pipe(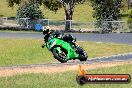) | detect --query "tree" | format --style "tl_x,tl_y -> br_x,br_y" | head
128,0 -> 132,9
7,0 -> 86,30
59,0 -> 85,30
128,10 -> 132,30
92,0 -> 122,21
16,0 -> 44,28
92,0 -> 122,30
17,0 -> 44,19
